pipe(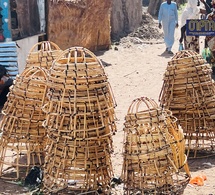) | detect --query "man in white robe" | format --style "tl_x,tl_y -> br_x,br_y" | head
180,0 -> 200,53
158,0 -> 179,54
